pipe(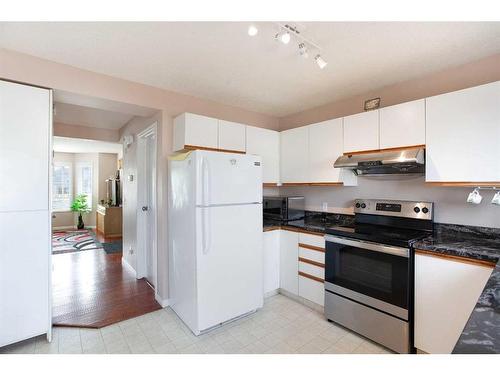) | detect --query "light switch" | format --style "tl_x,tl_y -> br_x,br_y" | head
128,174 -> 134,182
